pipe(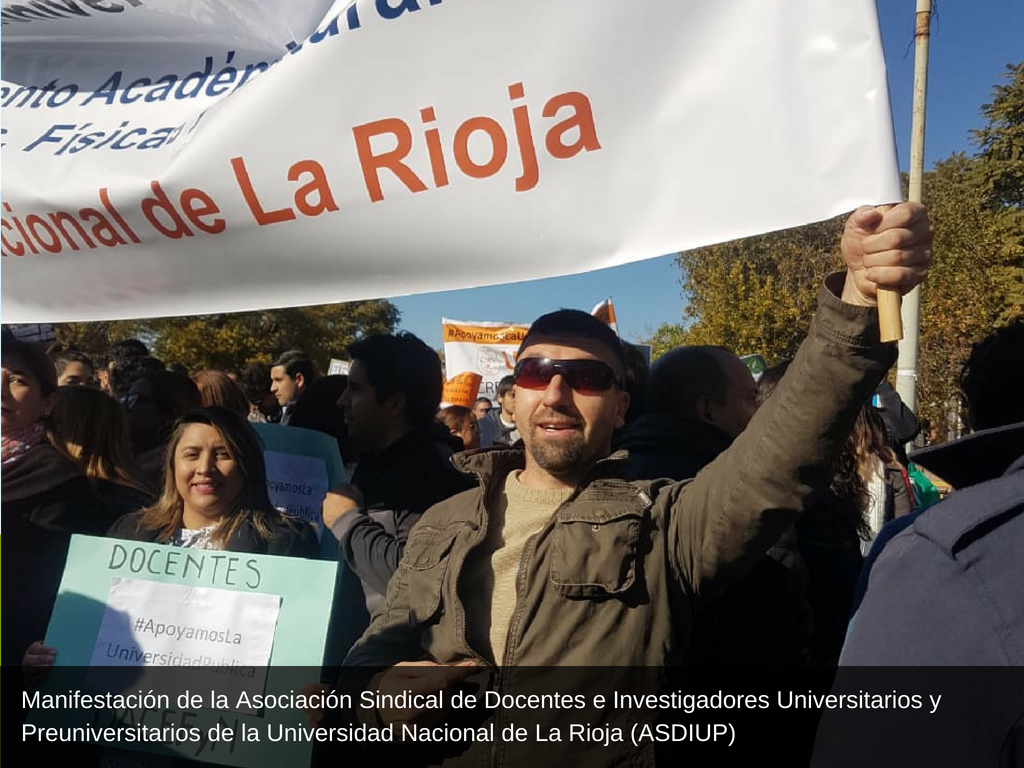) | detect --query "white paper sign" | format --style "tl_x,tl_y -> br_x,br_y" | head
87,577 -> 281,708
442,317 -> 529,402
327,358 -> 350,376
263,450 -> 329,526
